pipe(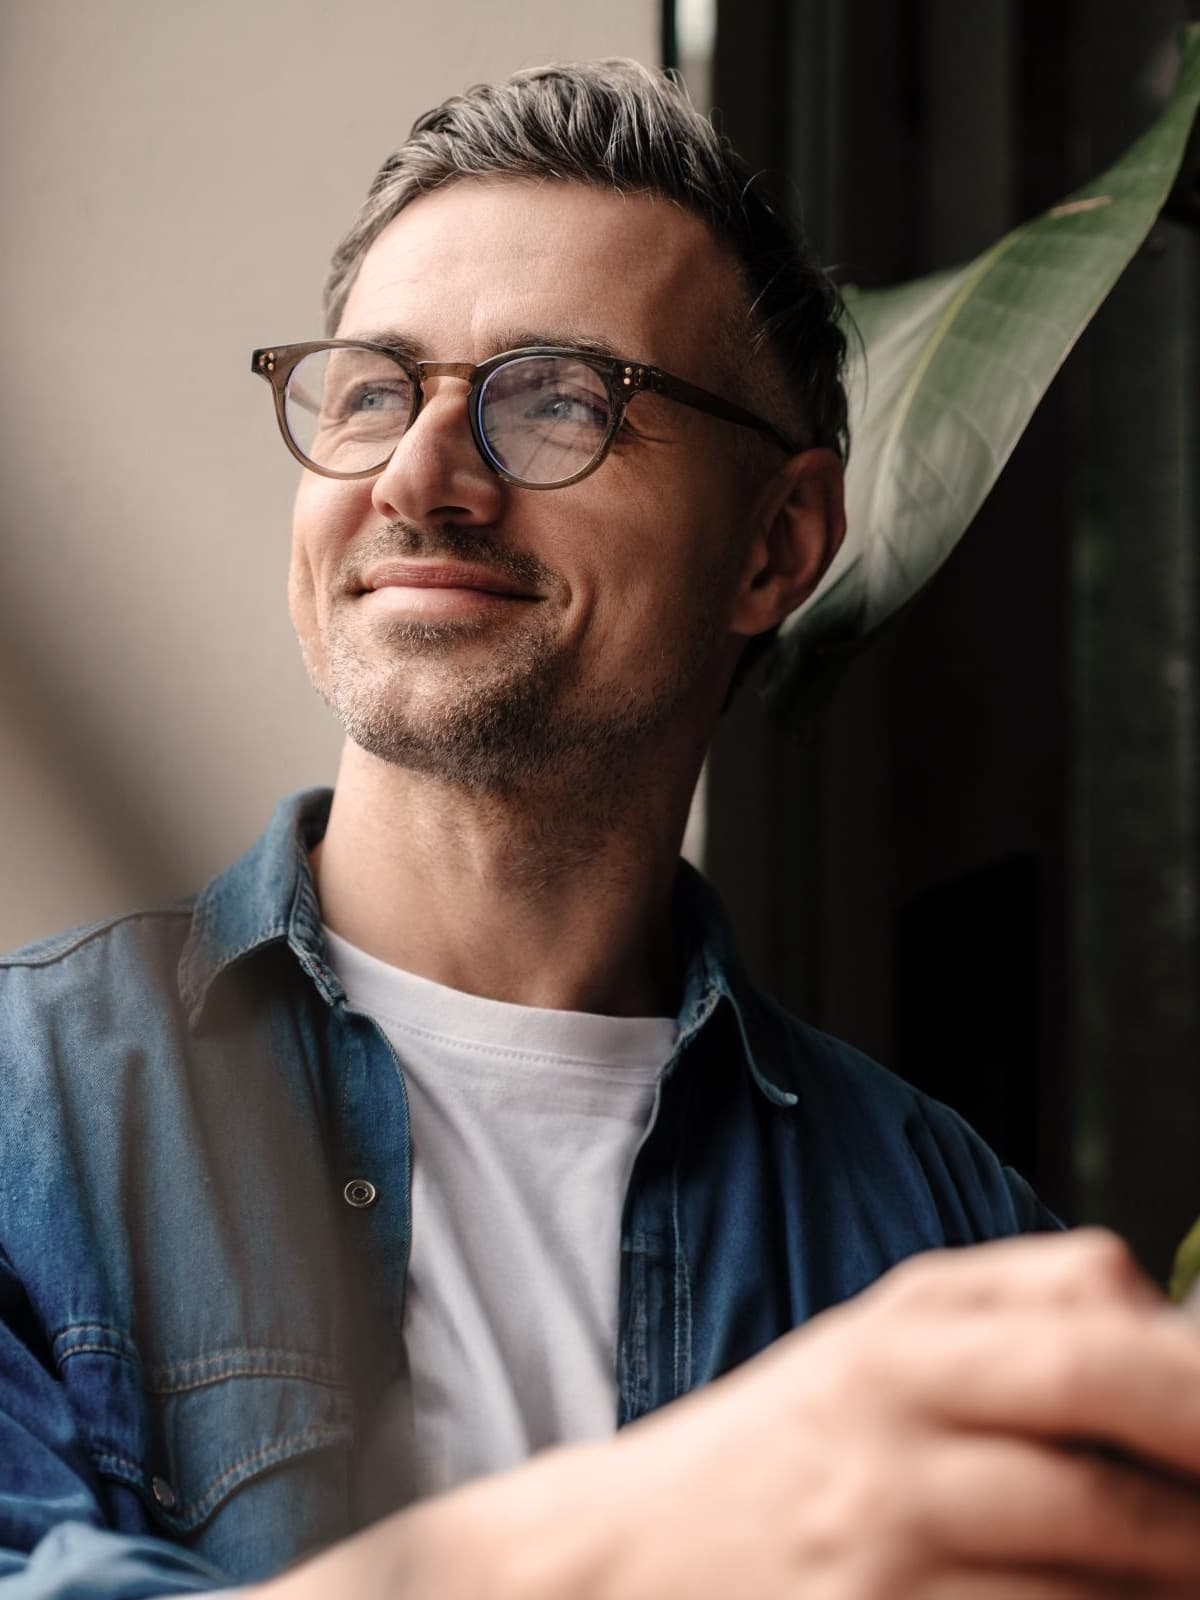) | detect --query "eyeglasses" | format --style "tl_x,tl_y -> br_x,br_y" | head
251,340 -> 798,490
